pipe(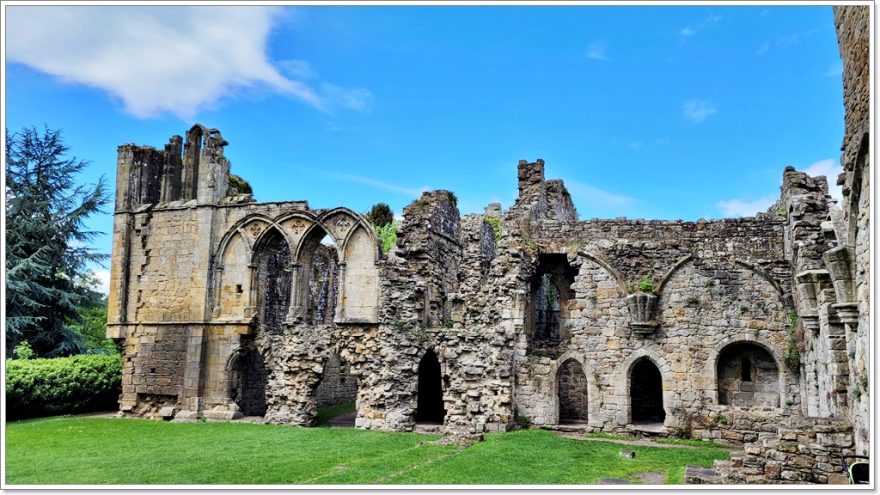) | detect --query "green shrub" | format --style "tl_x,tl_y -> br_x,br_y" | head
6,354 -> 122,420
376,221 -> 399,253
13,341 -> 34,360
